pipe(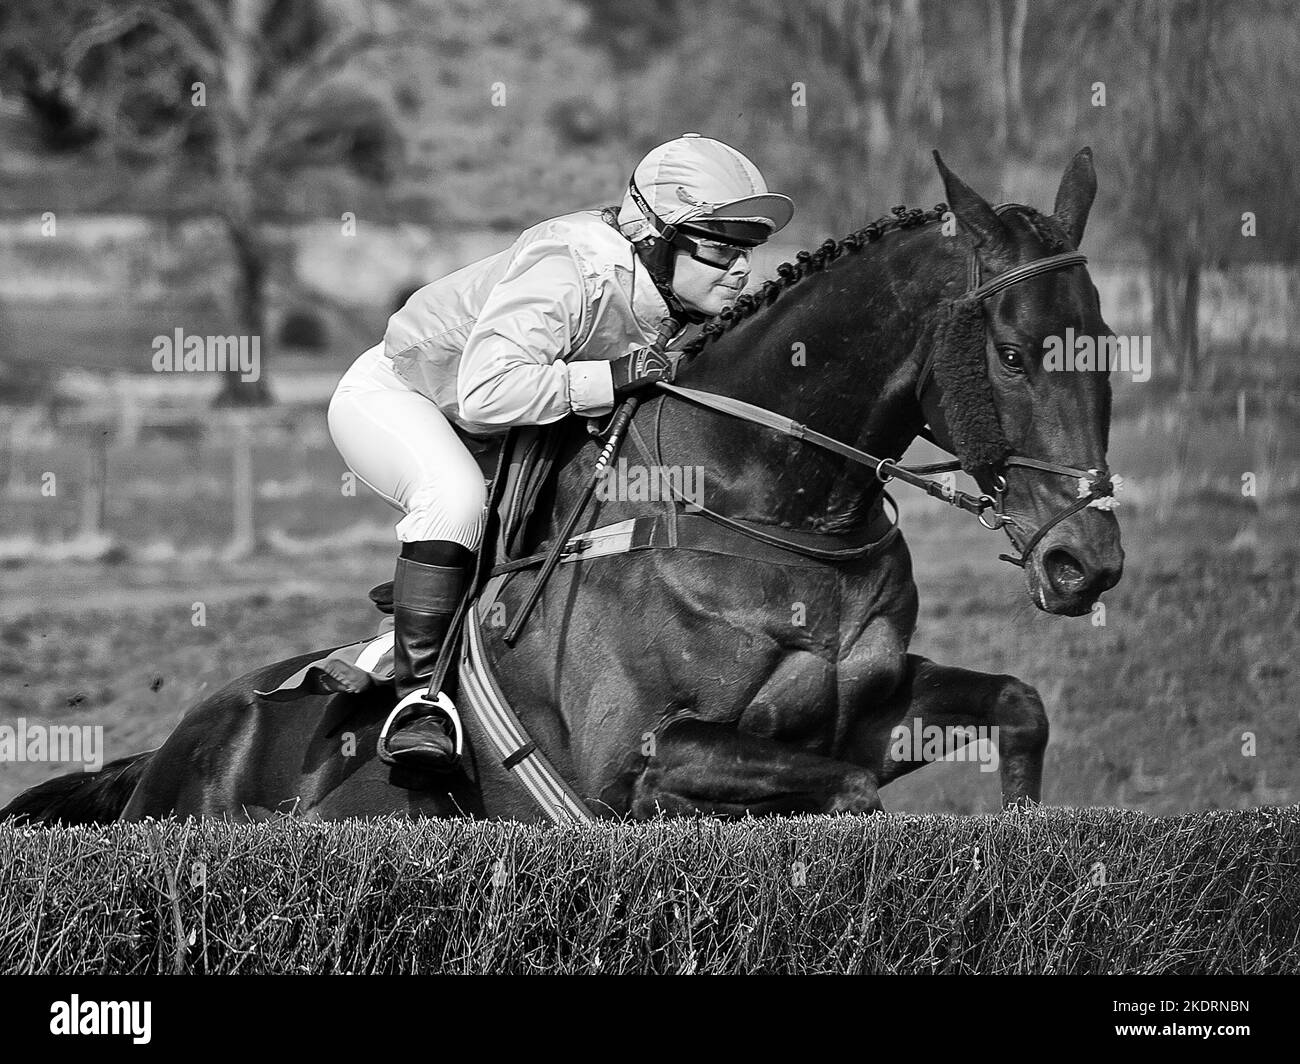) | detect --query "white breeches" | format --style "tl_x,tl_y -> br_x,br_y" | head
327,344 -> 488,549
